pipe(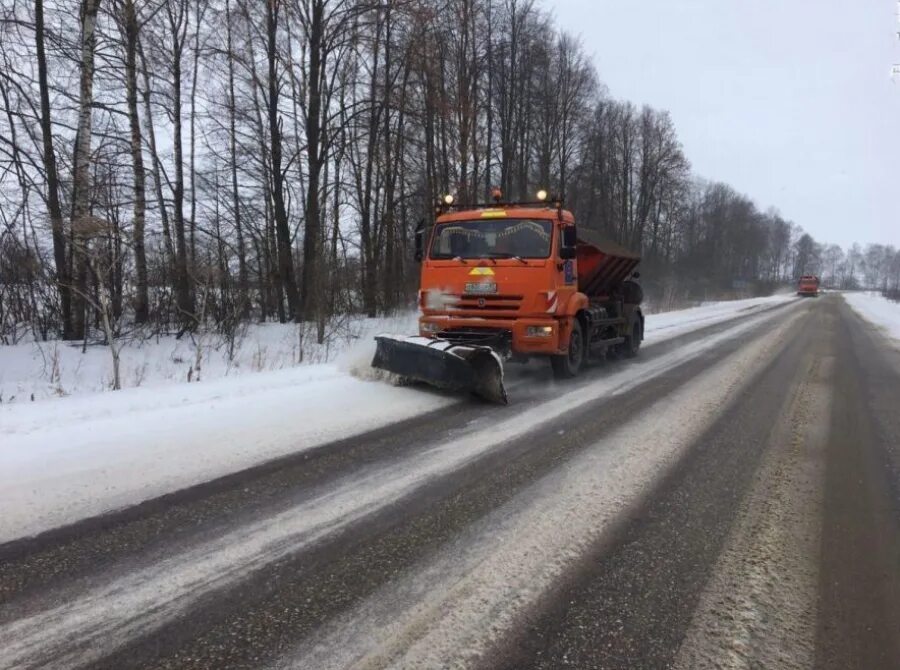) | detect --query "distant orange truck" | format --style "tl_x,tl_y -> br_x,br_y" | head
797,275 -> 820,297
